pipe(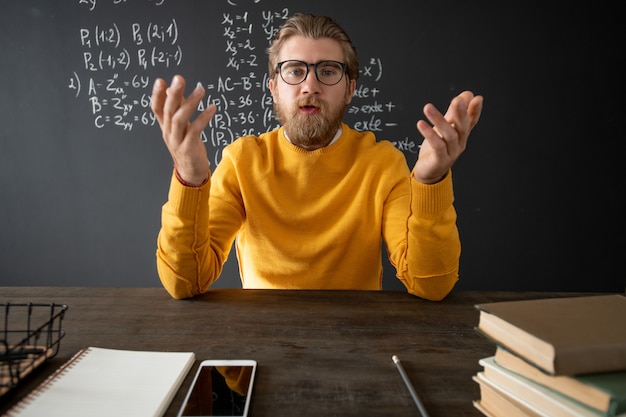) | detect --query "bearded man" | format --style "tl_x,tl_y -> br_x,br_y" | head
150,13 -> 483,300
